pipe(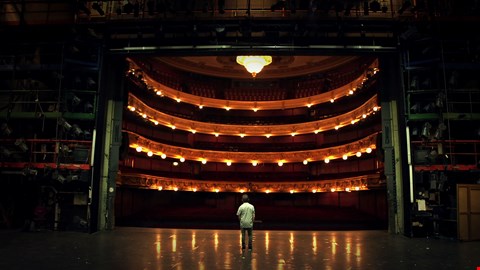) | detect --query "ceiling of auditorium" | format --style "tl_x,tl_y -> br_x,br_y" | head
153,55 -> 362,79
